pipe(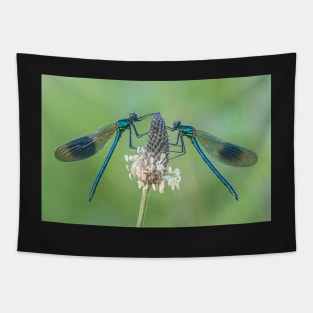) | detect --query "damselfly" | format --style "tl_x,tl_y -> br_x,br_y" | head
168,120 -> 258,200
55,112 -> 153,201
